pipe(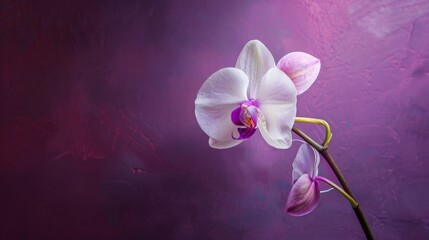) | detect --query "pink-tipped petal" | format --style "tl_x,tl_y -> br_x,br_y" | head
286,174 -> 320,216
256,68 -> 297,149
235,40 -> 275,99
195,68 -> 249,145
277,52 -> 321,95
292,143 -> 320,183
